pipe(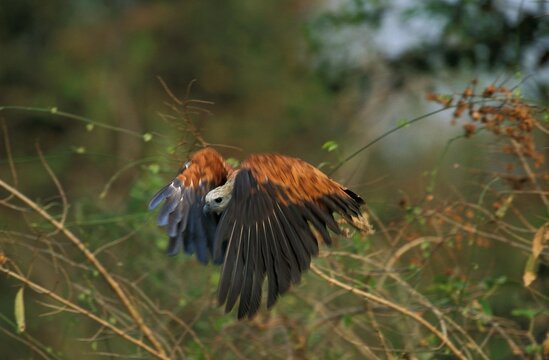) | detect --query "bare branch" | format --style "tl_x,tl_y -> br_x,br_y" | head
310,263 -> 468,360
0,264 -> 166,359
0,178 -> 169,359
